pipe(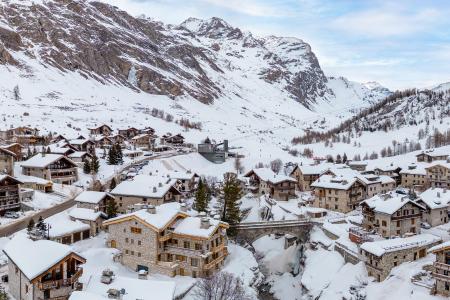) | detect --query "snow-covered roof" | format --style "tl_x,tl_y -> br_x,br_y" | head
14,174 -> 52,185
70,276 -> 175,300
131,133 -> 149,140
68,139 -> 92,145
311,174 -> 358,190
165,170 -> 197,180
357,174 -> 395,185
3,235 -> 84,280
69,207 -> 104,221
295,164 -> 328,175
246,168 -> 296,184
417,149 -> 449,158
110,174 -> 179,198
399,163 -> 427,175
362,192 -> 424,215
173,216 -> 227,238
46,211 -> 91,238
348,161 -> 368,166
21,153 -> 76,168
361,234 -> 441,257
75,191 -> 109,204
0,147 -> 16,157
425,160 -> 450,170
69,151 -> 89,158
0,174 -> 22,184
418,188 -> 450,209
104,203 -> 187,231
429,240 -> 450,253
